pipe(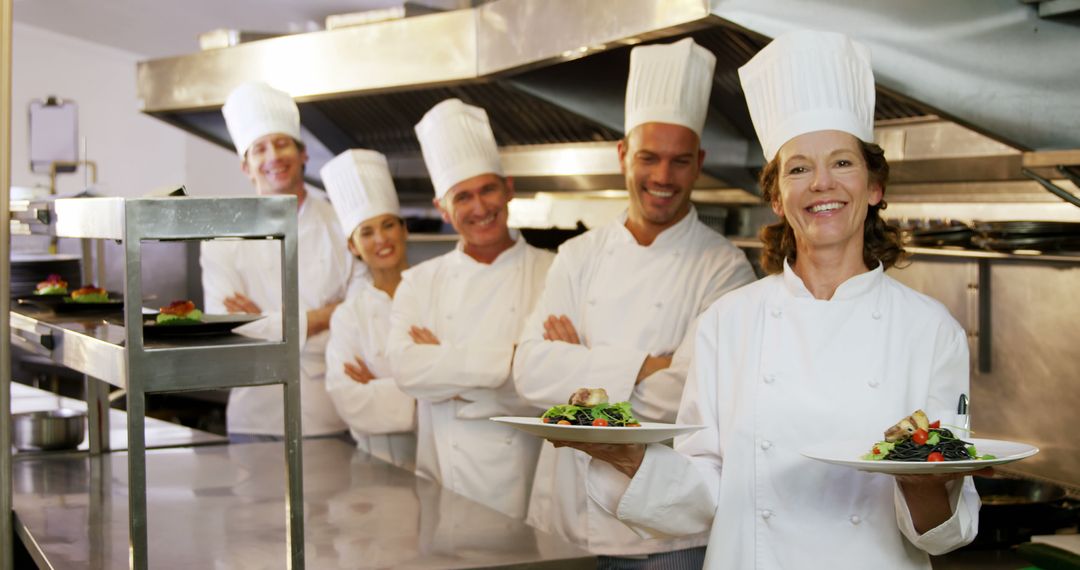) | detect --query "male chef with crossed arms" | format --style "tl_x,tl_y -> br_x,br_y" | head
513,39 -> 755,568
